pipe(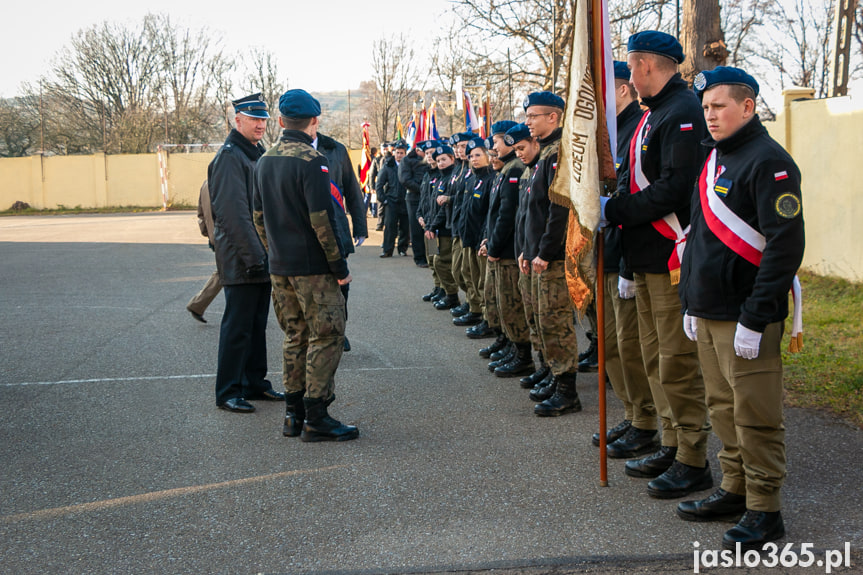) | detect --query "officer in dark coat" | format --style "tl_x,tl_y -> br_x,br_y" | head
209,93 -> 284,413
399,142 -> 429,266
376,141 -> 410,257
676,67 -> 804,550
